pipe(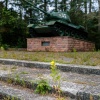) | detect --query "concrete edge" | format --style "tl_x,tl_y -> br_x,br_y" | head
0,91 -> 20,100
76,92 -> 100,100
0,58 -> 100,75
